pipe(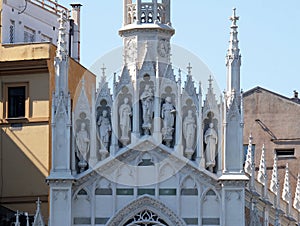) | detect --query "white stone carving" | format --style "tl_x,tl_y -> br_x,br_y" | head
140,84 -> 154,133
293,174 -> 300,211
119,97 -> 132,144
244,134 -> 253,175
158,39 -> 170,58
204,123 -> 218,172
106,196 -> 187,226
282,163 -> 291,203
270,154 -> 279,194
183,110 -> 196,159
161,96 -> 175,146
32,198 -> 45,226
76,122 -> 90,172
97,110 -> 111,150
